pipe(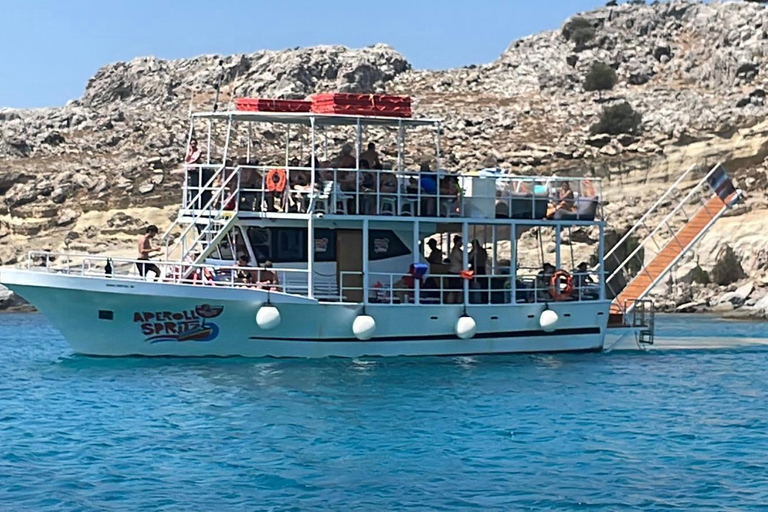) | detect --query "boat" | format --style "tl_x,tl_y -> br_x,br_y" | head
0,94 -> 742,357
